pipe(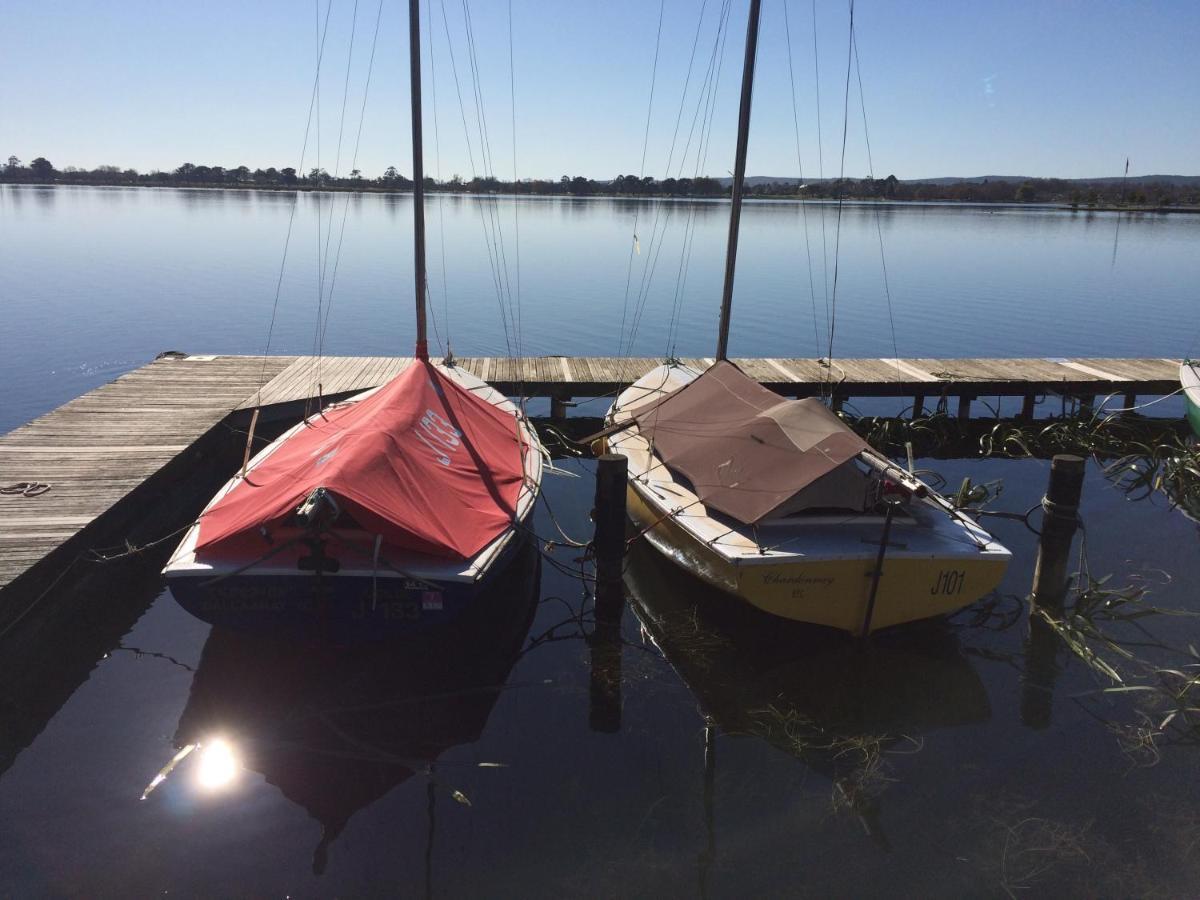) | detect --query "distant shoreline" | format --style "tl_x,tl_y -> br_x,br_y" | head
4,181 -> 1197,215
